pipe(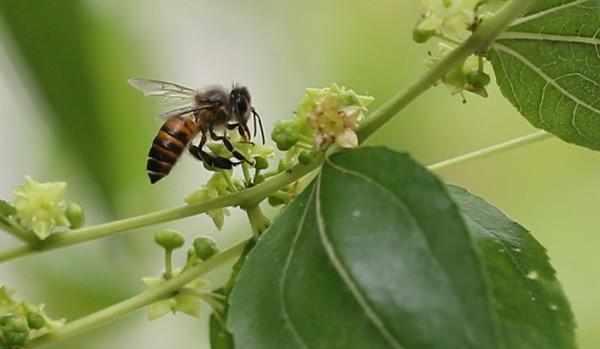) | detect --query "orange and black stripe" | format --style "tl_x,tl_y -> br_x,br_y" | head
147,116 -> 200,183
